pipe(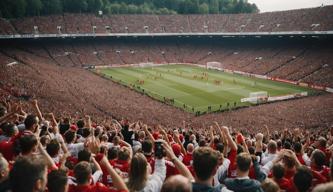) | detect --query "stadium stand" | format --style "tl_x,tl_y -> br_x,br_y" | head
0,5 -> 333,192
1,6 -> 332,35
